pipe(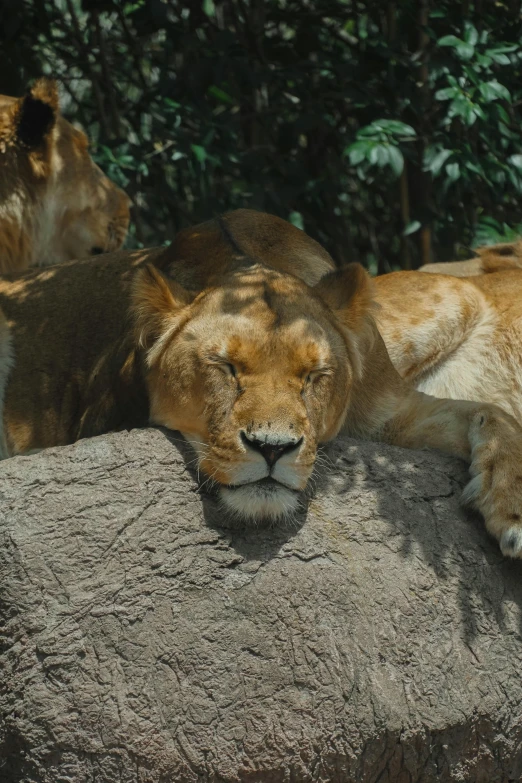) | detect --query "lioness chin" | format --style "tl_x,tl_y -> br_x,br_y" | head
2,209 -> 522,557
